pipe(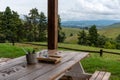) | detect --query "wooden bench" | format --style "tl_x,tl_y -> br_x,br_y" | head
89,71 -> 111,80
